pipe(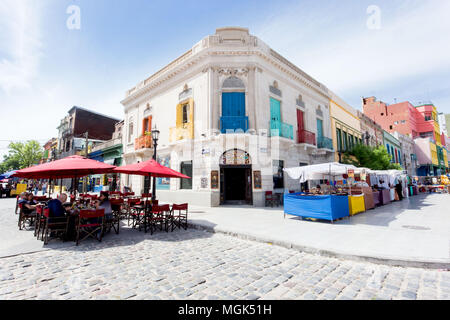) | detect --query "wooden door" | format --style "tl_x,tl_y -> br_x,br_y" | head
220,168 -> 225,204
245,168 -> 253,205
297,109 -> 304,132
